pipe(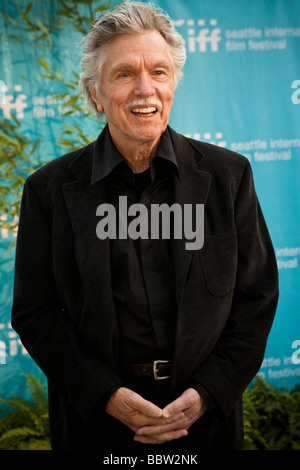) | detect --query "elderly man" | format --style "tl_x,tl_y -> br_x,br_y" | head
12,1 -> 278,452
